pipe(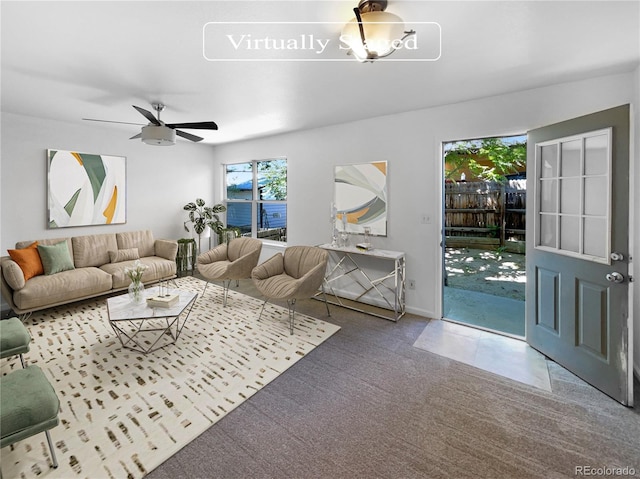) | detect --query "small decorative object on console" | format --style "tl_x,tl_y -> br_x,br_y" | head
356,226 -> 373,251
